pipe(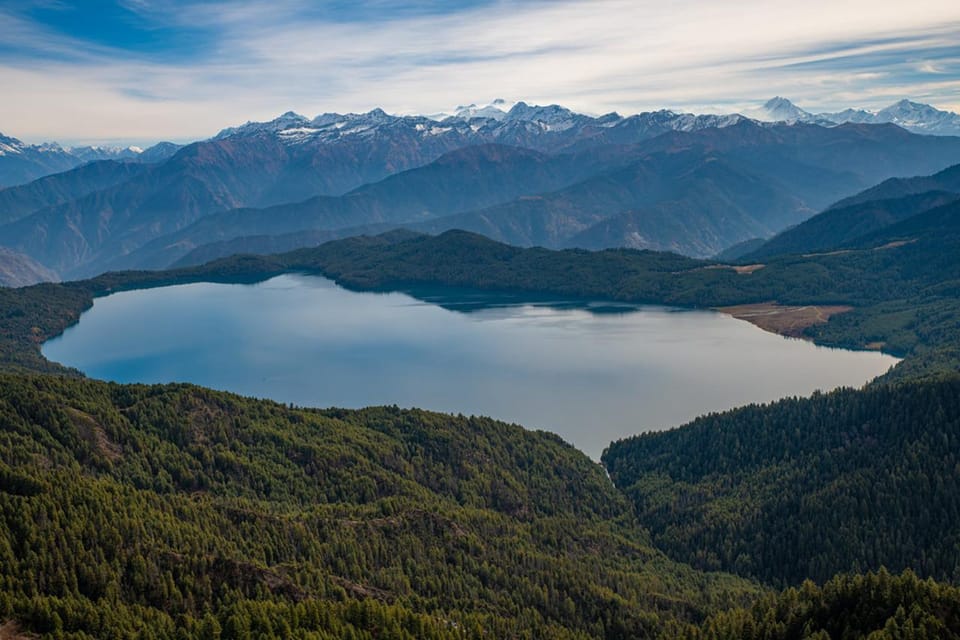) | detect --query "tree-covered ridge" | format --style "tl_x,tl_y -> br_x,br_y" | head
3,202 -> 960,380
685,569 -> 960,640
602,377 -> 960,587
0,374 -> 758,639
0,216 -> 956,636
